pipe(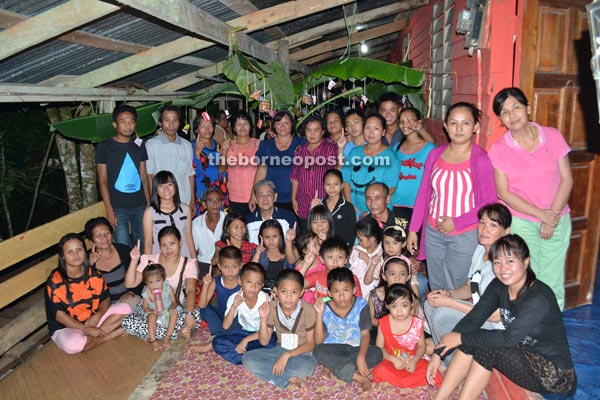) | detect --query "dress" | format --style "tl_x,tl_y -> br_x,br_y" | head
369,288 -> 388,319
372,314 -> 442,387
349,243 -> 384,299
191,140 -> 228,215
142,281 -> 173,326
150,205 -> 192,258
